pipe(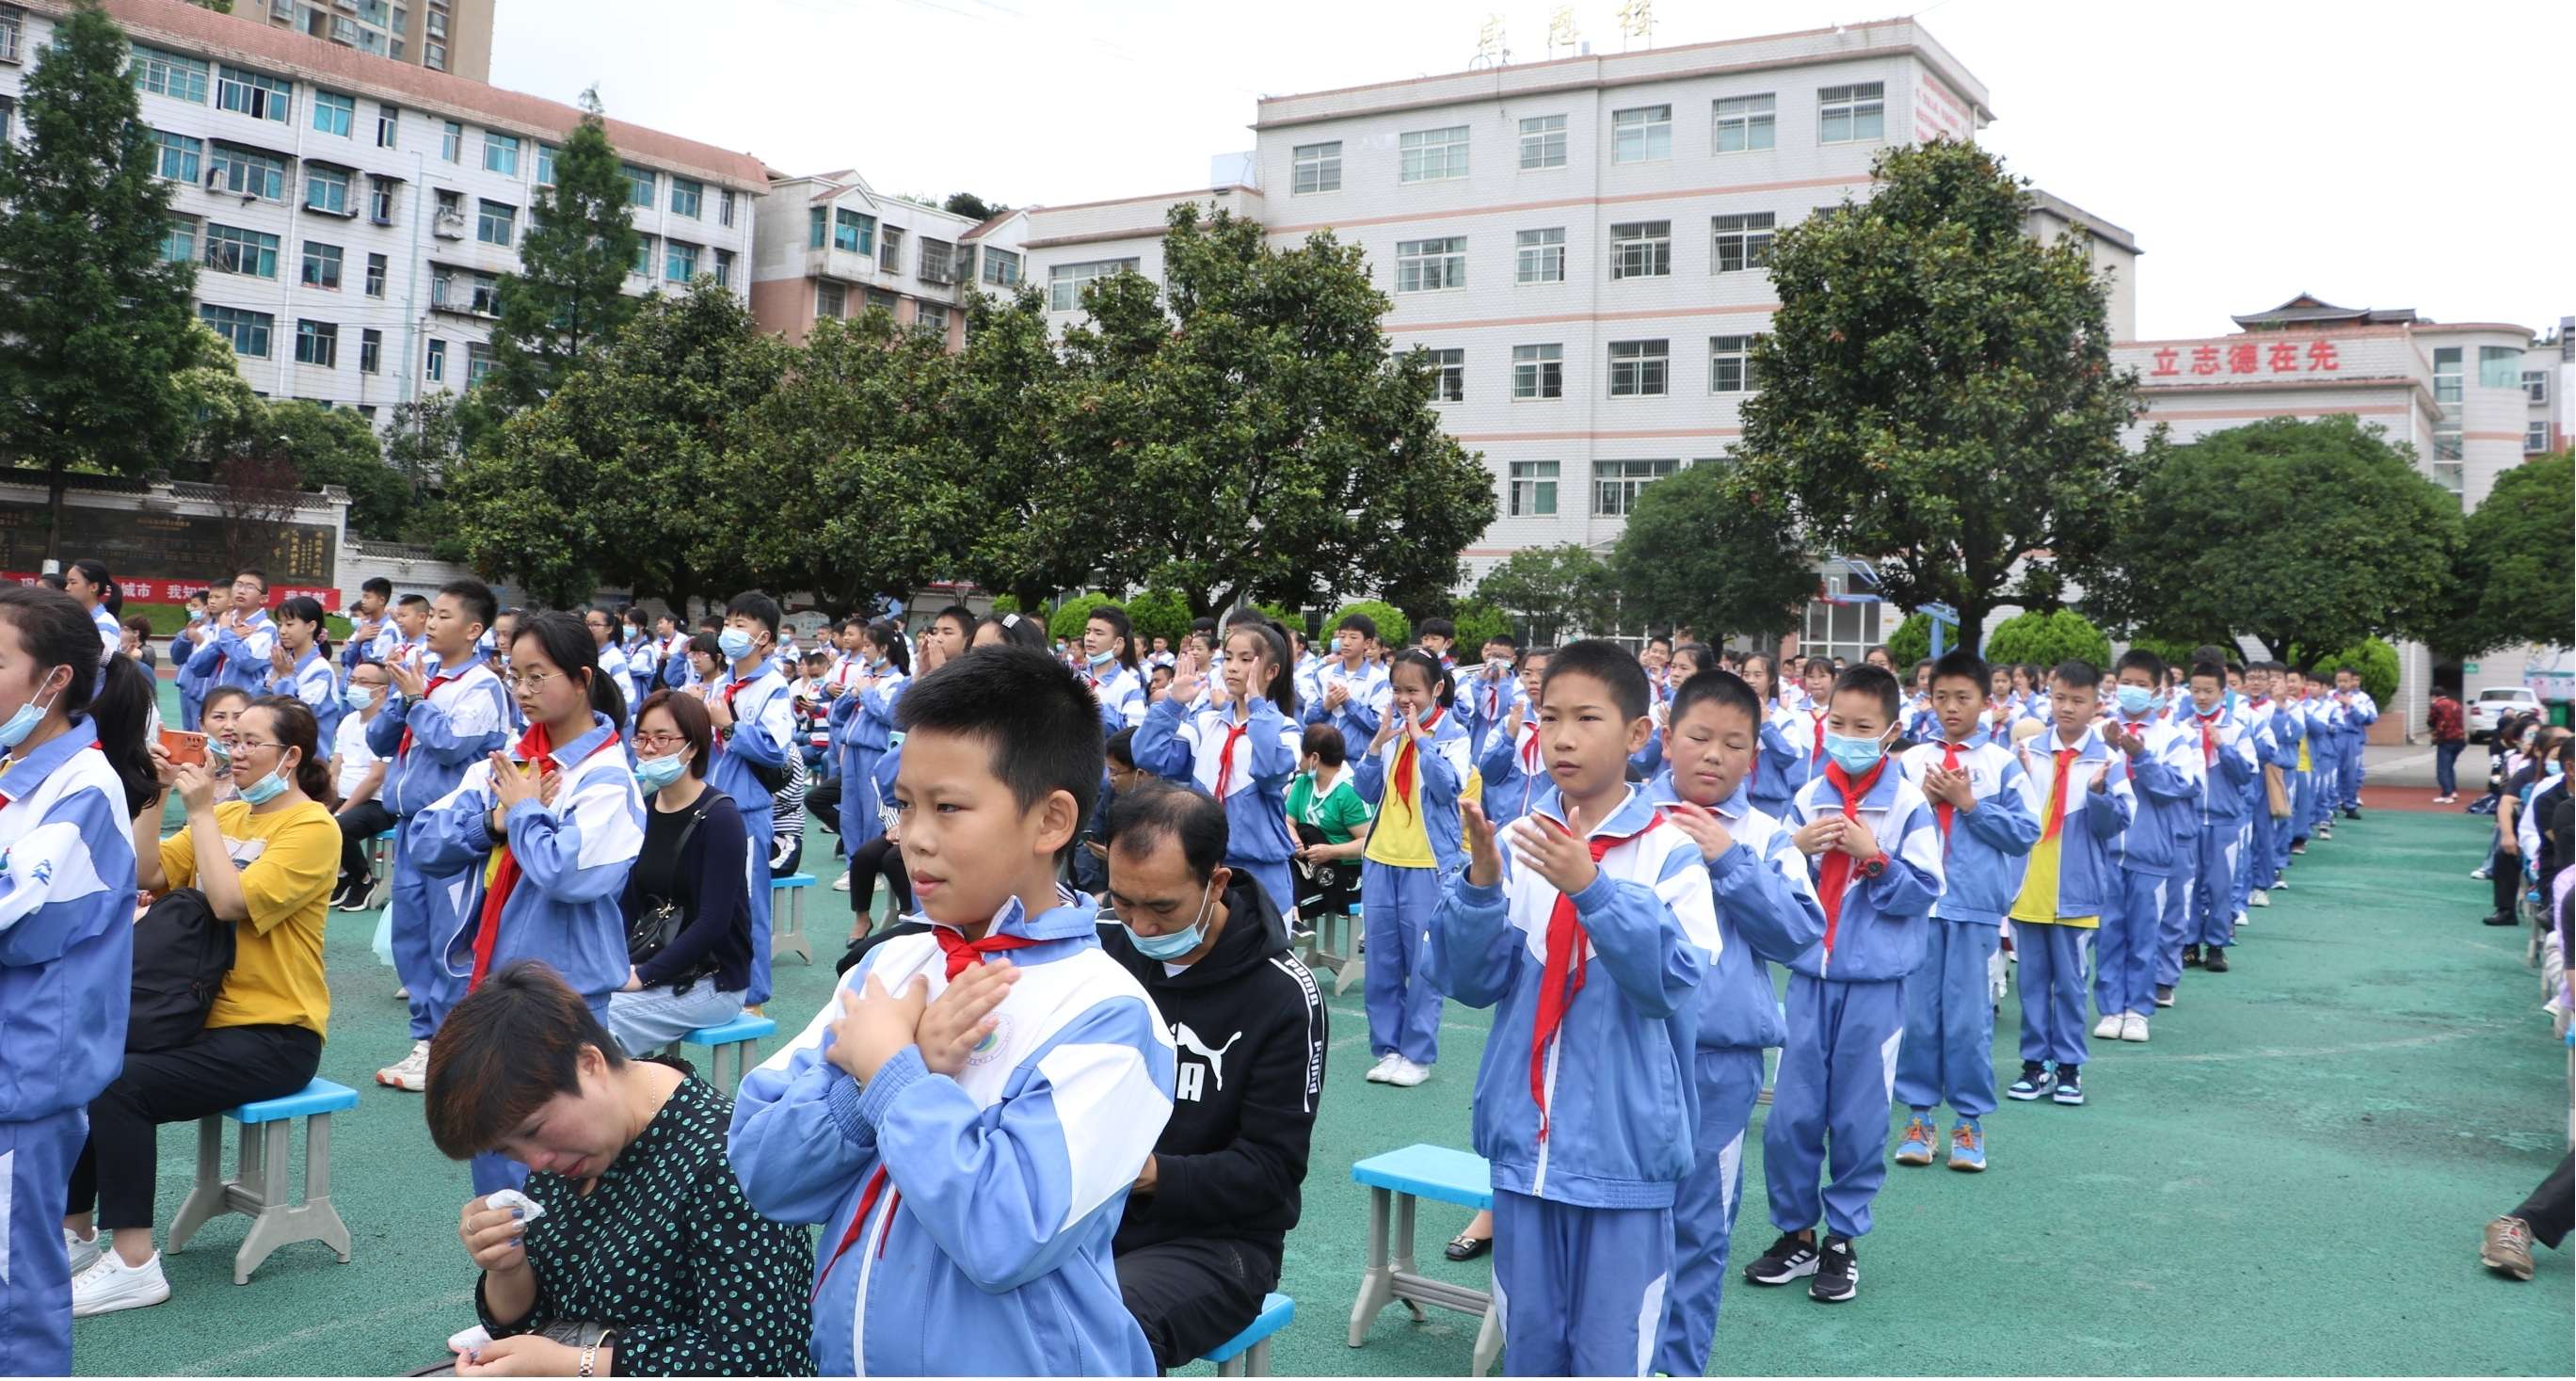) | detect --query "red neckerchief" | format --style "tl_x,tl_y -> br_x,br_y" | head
935,923 -> 1037,980
1212,710 -> 1252,799
1933,742 -> 1966,845
1529,809 -> 1664,1142
815,1165 -> 896,1303
2196,709 -> 2222,766
395,671 -> 457,757
1808,708 -> 1828,763
1813,759 -> 1888,955
2037,743 -> 2078,842
467,723 -> 617,991
1392,706 -> 1446,811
